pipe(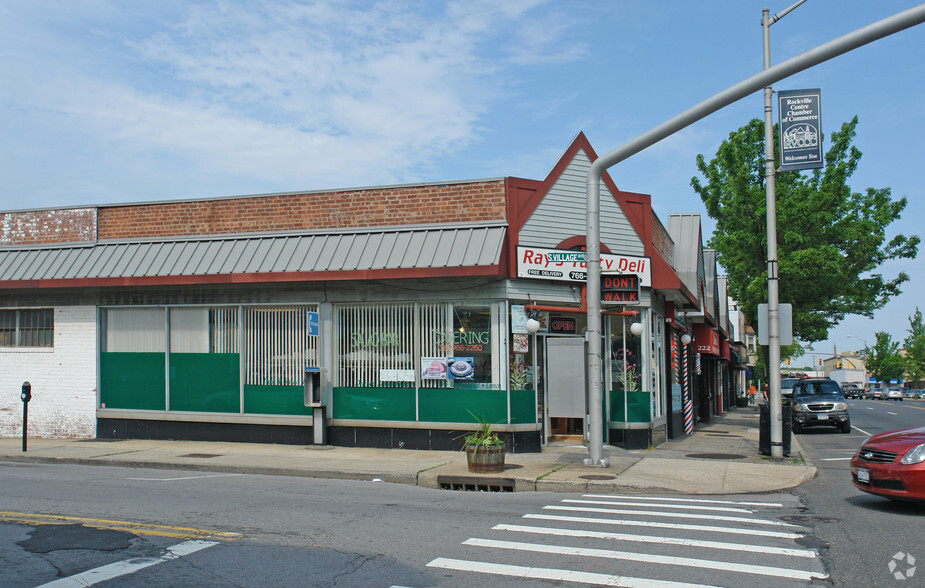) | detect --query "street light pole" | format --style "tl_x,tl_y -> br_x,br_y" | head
583,3 -> 925,467
847,334 -> 870,384
763,0 -> 806,461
